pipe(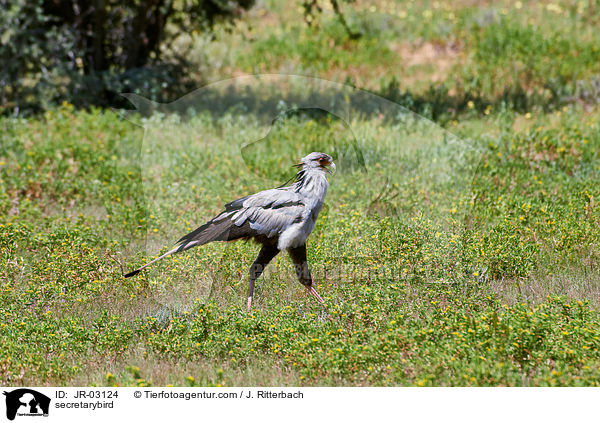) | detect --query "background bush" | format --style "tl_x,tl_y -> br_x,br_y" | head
0,0 -> 255,114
